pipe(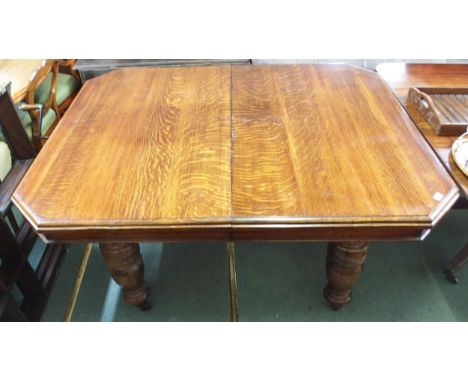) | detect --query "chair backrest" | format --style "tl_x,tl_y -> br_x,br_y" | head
0,83 -> 36,162
57,59 -> 81,82
24,59 -> 81,151
25,60 -> 58,142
